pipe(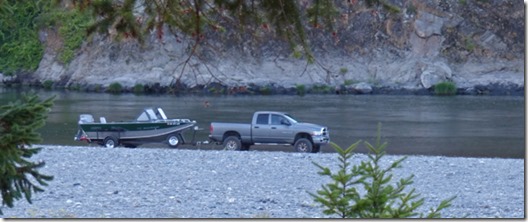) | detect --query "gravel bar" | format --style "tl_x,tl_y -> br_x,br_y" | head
1,145 -> 524,218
